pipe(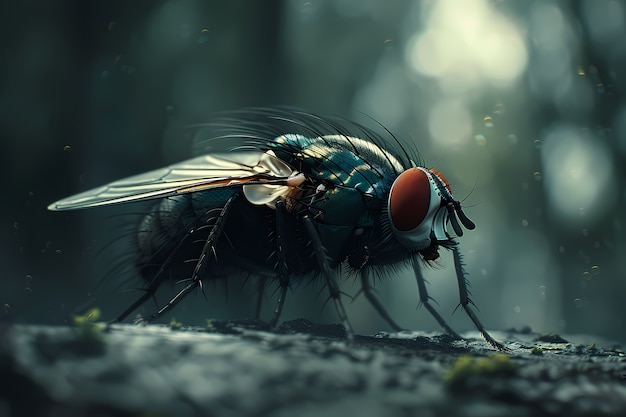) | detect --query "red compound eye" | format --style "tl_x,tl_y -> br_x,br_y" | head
389,168 -> 431,231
